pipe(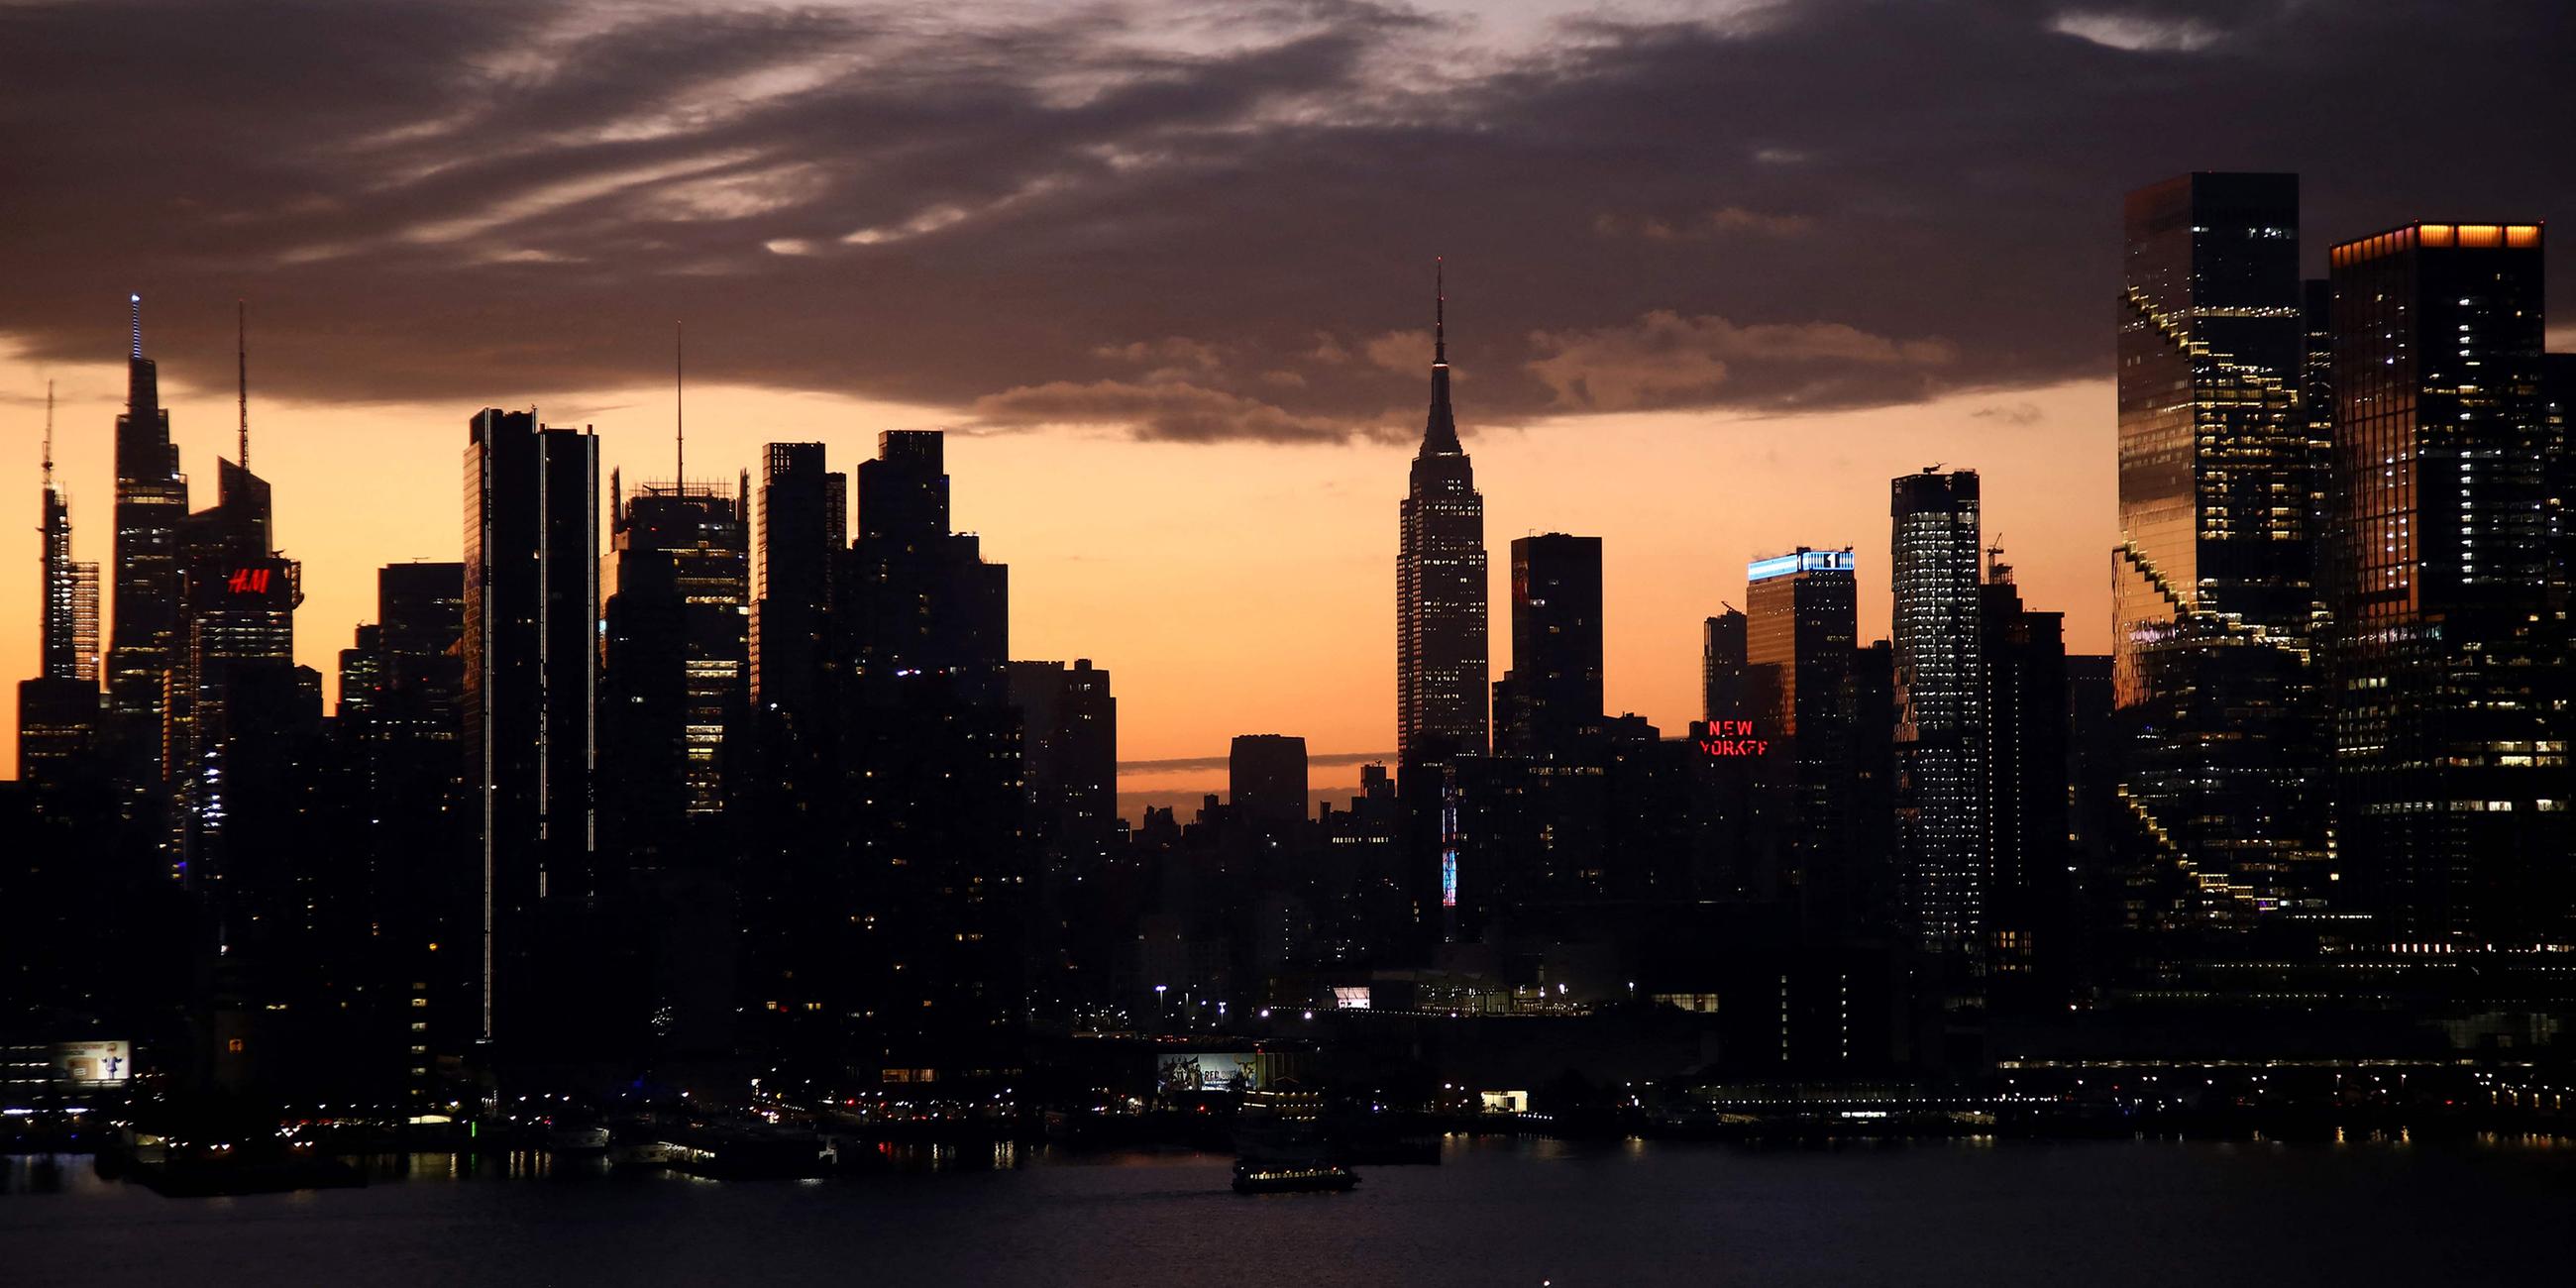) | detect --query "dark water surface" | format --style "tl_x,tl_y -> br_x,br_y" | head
6,1136 -> 2573,1286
